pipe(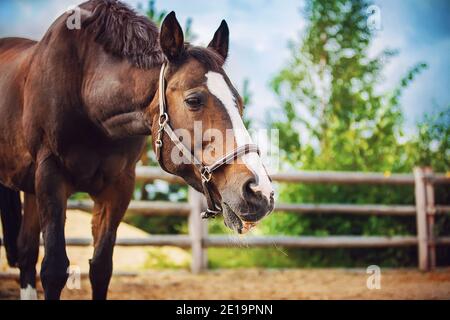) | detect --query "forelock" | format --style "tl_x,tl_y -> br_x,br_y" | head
185,45 -> 224,72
